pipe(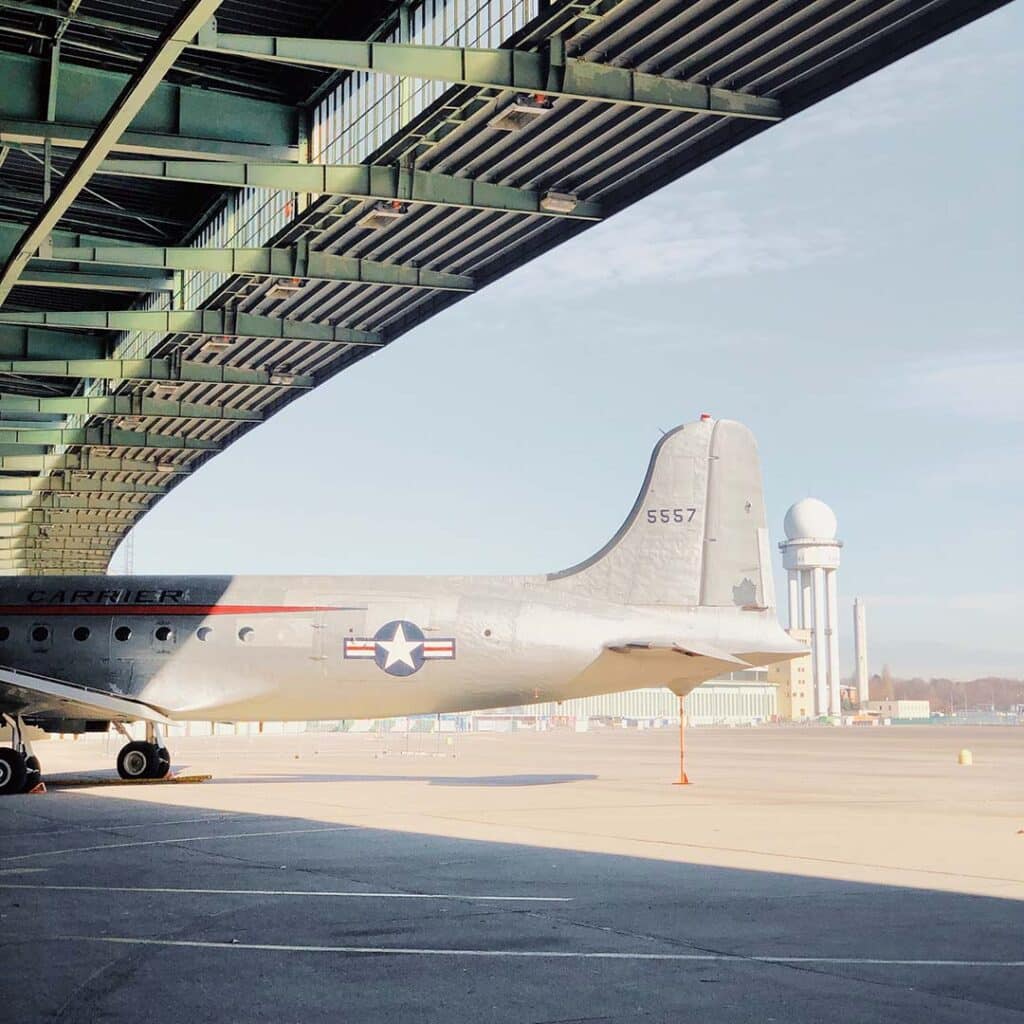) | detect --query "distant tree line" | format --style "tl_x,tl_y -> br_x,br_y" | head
865,668 -> 1024,712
